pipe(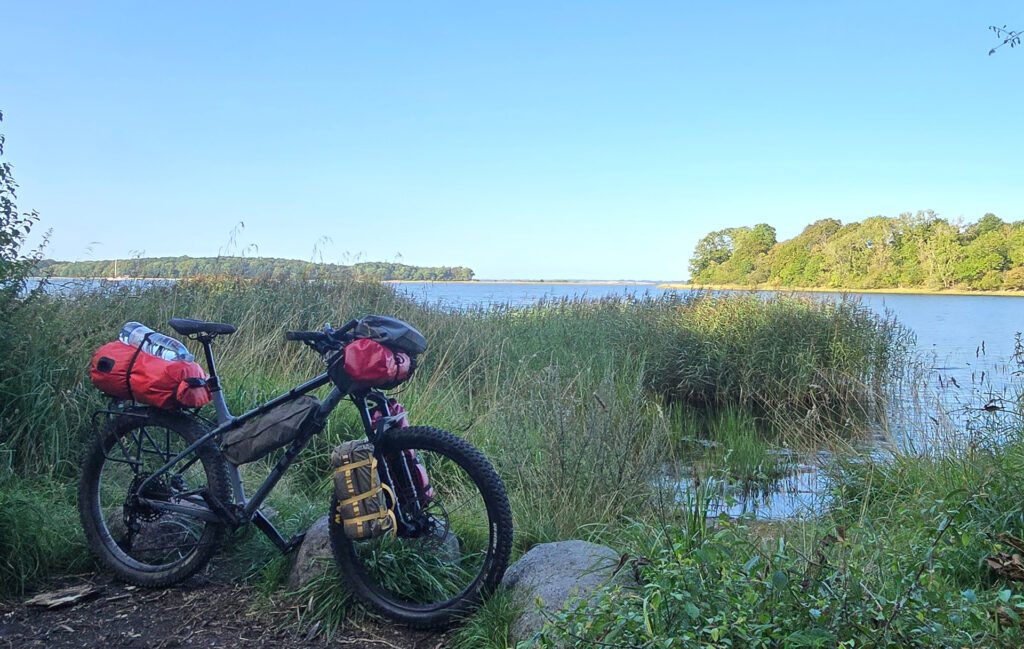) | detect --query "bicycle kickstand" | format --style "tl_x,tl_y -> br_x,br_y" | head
252,509 -> 306,553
